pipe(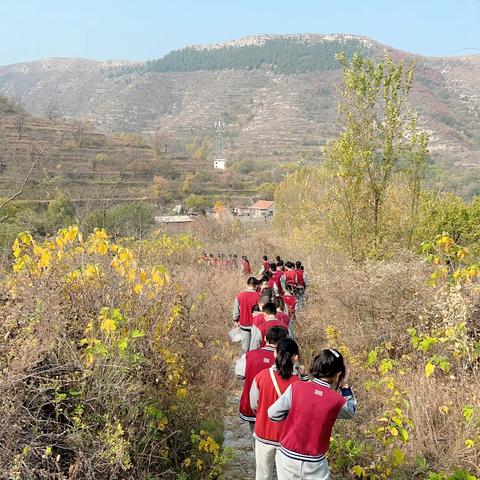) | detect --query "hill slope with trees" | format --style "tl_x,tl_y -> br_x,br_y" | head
0,34 -> 479,195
